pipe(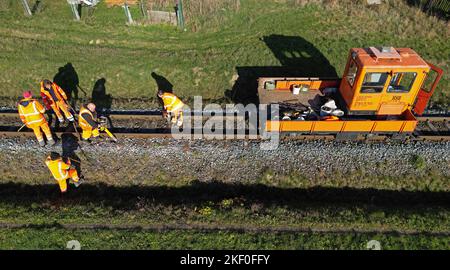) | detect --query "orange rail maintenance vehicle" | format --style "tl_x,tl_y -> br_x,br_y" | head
260,47 -> 443,139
